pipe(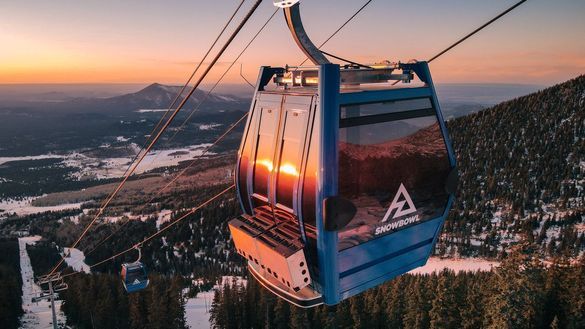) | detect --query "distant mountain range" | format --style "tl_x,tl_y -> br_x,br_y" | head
0,83 -> 250,157
21,83 -> 250,115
